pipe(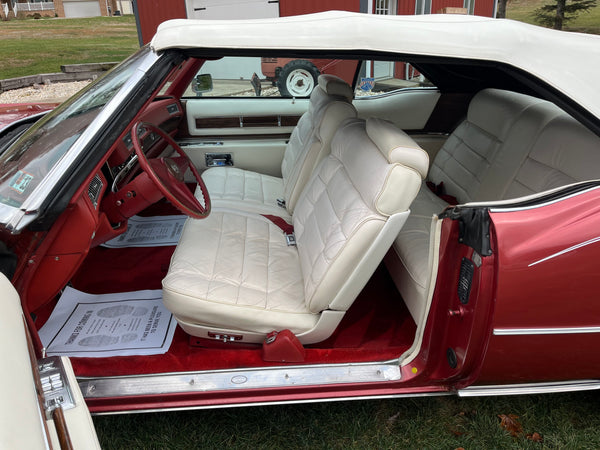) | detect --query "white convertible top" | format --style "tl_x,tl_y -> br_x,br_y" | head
151,11 -> 600,119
